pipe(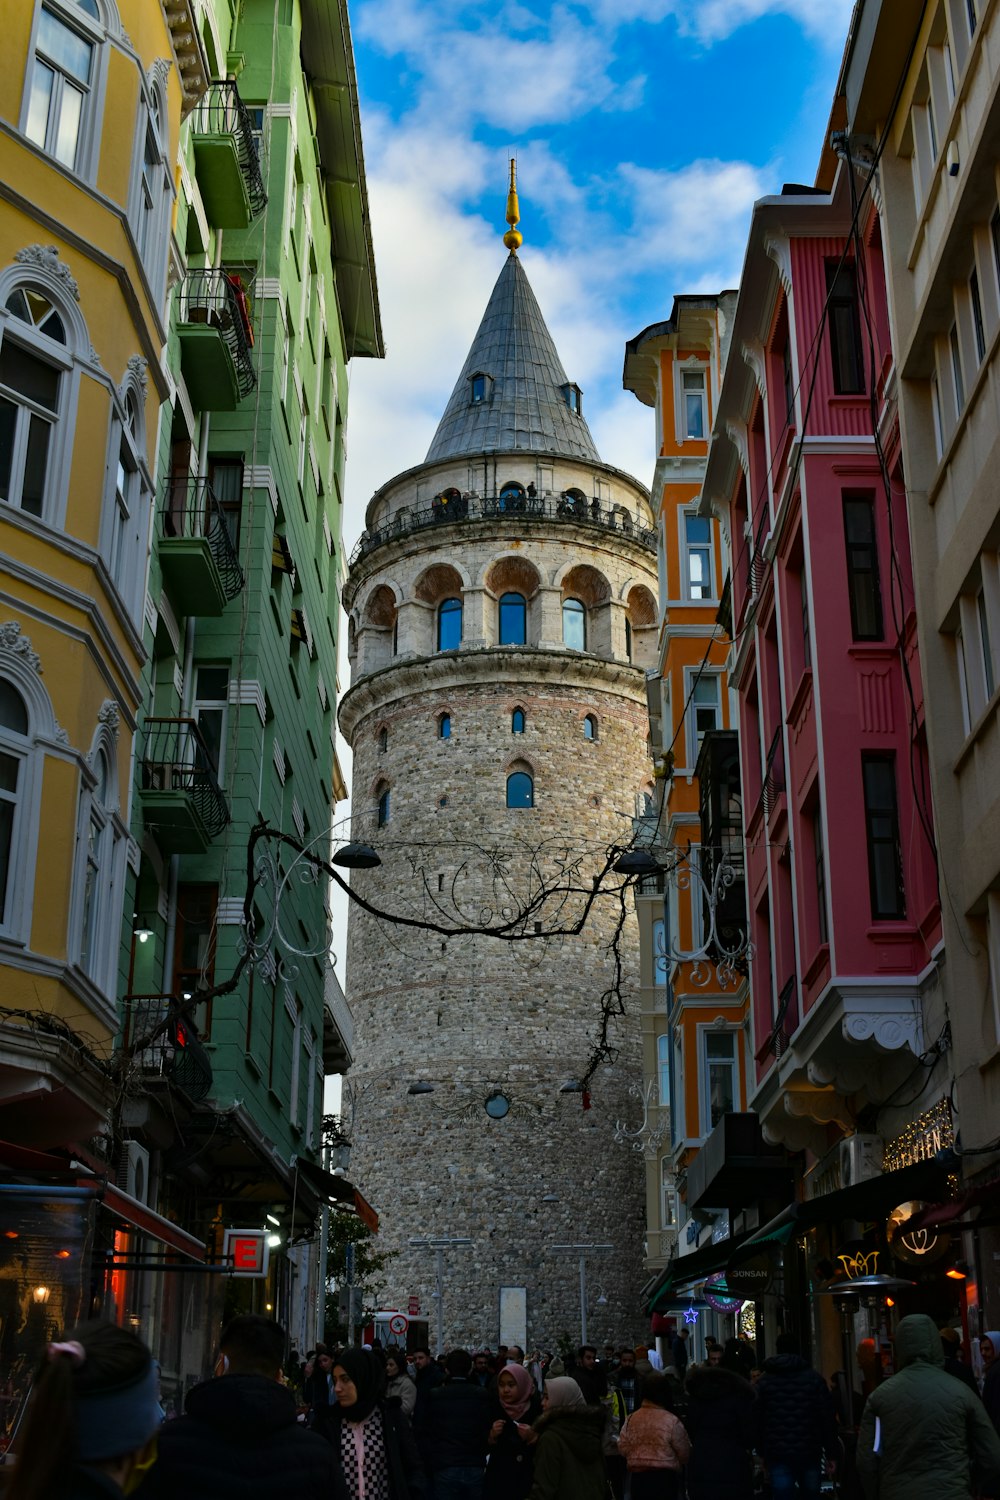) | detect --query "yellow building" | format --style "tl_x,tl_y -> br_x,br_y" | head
0,0 -> 205,1356
625,296 -> 772,1340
